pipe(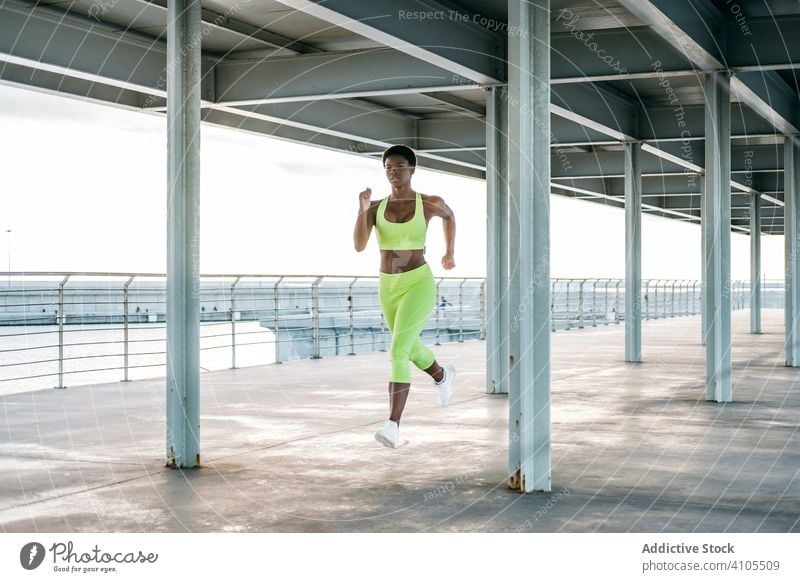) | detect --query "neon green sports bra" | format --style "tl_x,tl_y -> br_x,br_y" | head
375,192 -> 427,251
